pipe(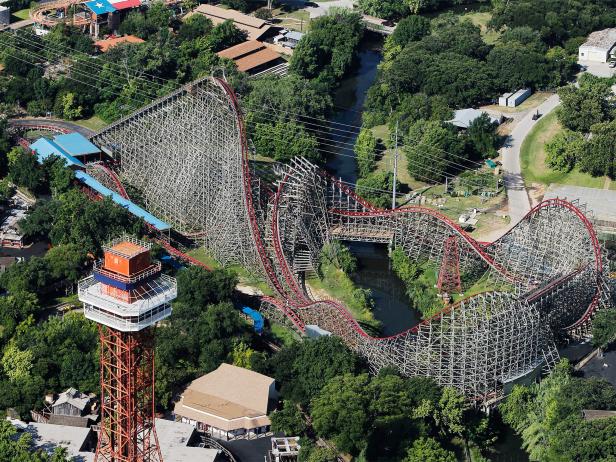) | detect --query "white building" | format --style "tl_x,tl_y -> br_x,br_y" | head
579,28 -> 616,63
